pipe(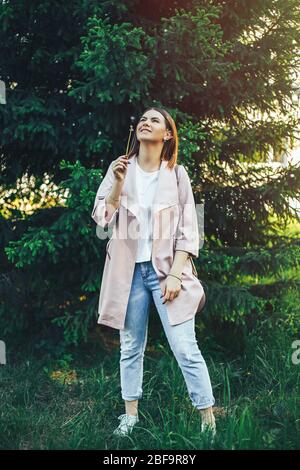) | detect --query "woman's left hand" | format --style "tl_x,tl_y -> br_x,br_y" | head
161,275 -> 181,304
